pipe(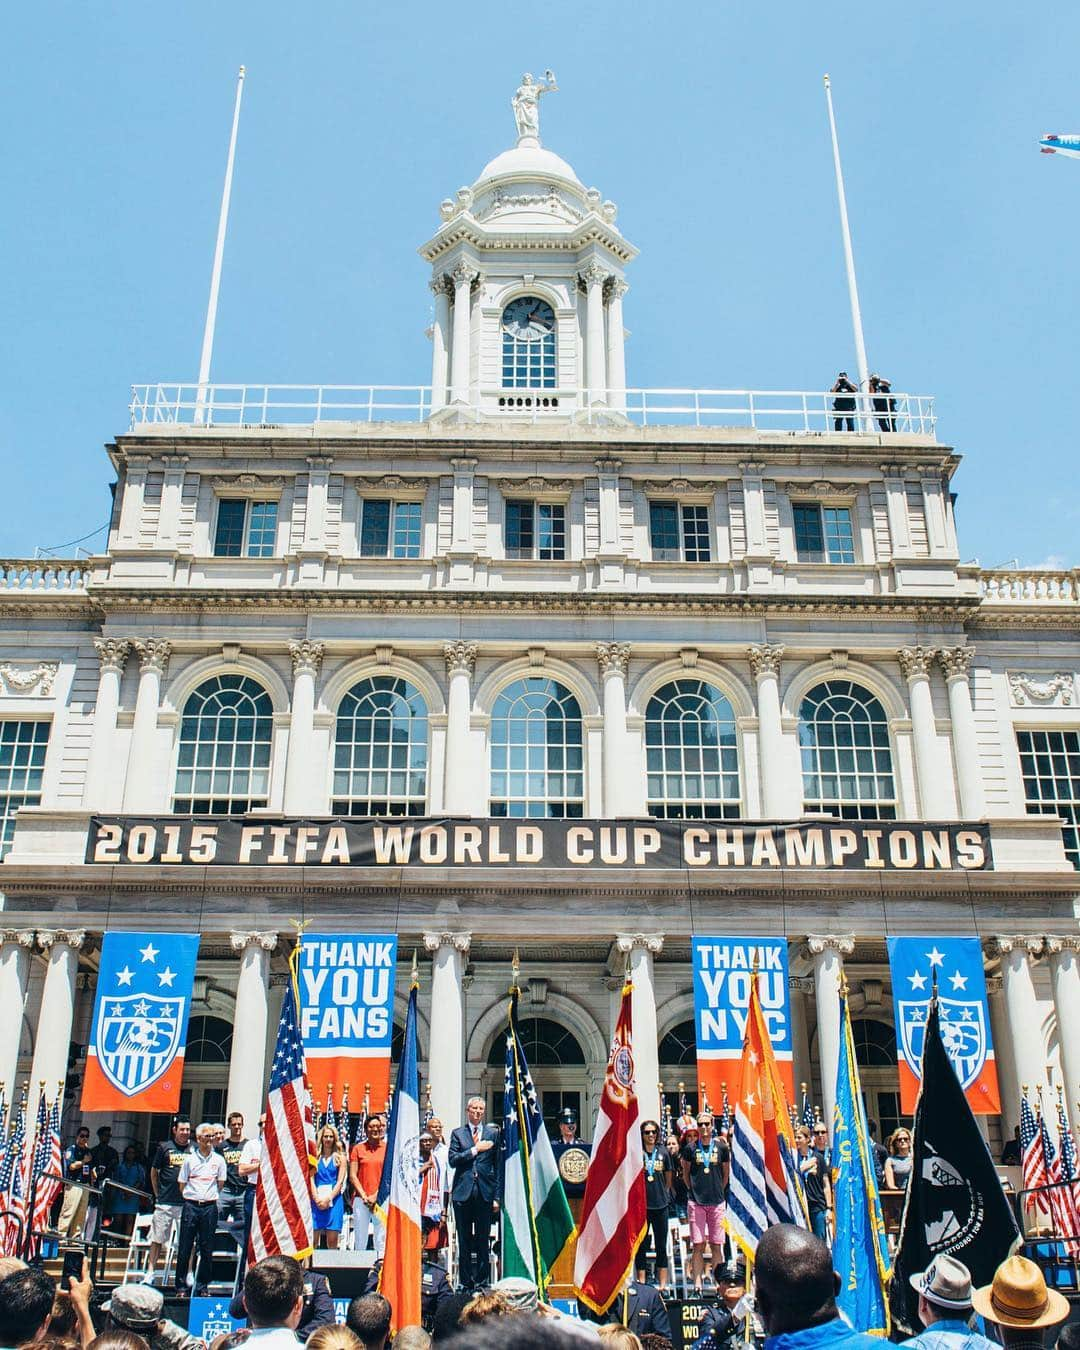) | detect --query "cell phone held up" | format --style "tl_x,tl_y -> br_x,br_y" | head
60,1246 -> 85,1291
